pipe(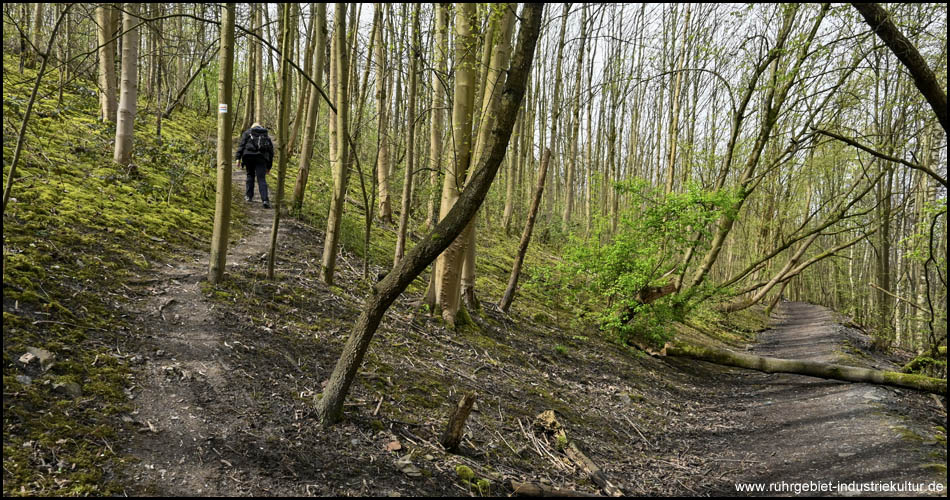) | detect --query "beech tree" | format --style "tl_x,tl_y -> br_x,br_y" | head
320,4 -> 351,285
96,4 -> 118,123
208,3 -> 236,284
113,3 -> 139,166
